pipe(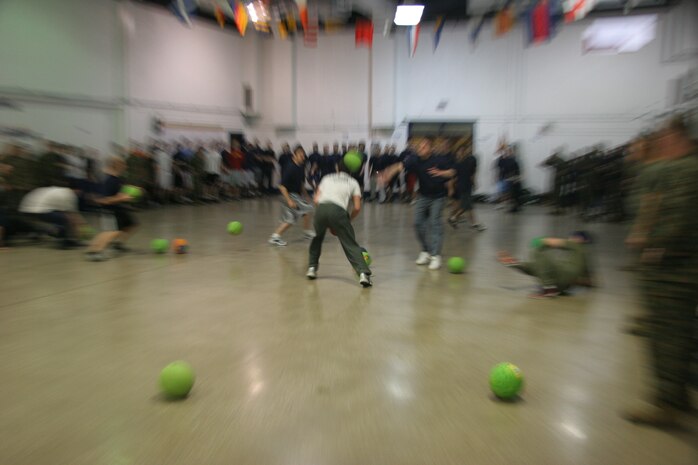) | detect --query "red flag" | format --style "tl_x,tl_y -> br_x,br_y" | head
531,0 -> 551,44
214,6 -> 225,28
355,19 -> 373,48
